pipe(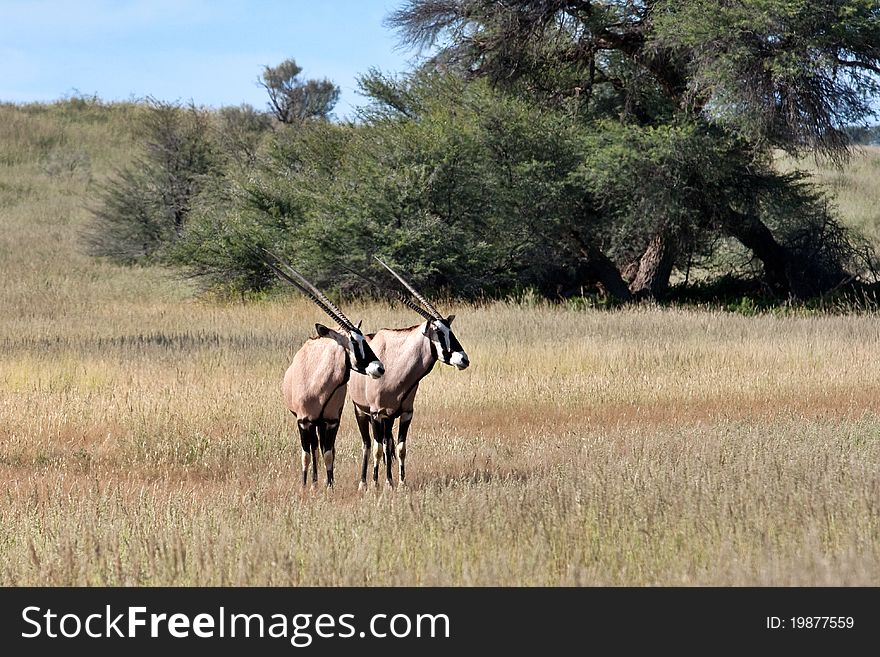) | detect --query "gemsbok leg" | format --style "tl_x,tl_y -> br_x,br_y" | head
354,406 -> 373,487
297,422 -> 319,487
317,419 -> 339,487
383,418 -> 395,486
396,411 -> 413,485
370,418 -> 385,485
